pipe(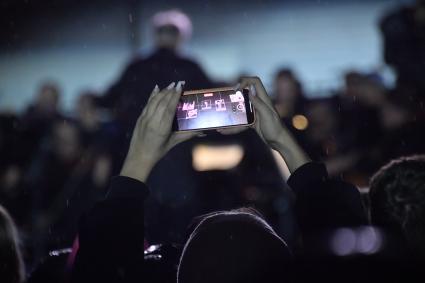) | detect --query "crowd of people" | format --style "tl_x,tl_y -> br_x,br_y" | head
1,2 -> 425,282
